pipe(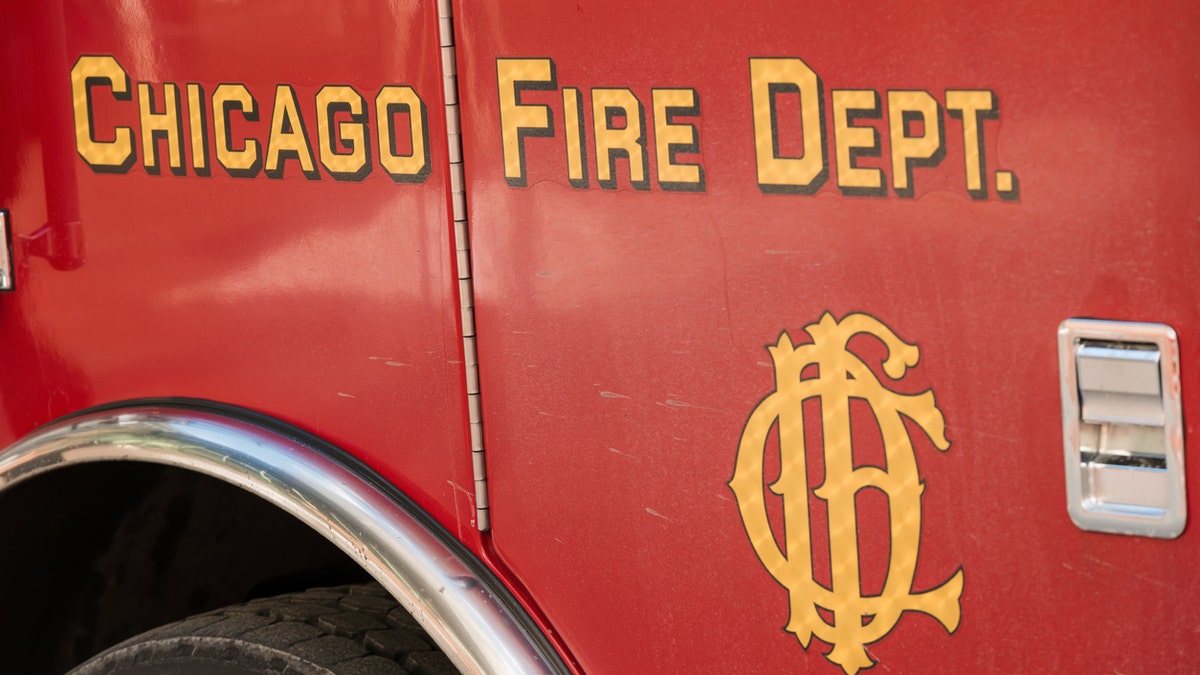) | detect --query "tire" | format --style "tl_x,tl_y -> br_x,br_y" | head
68,584 -> 458,675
